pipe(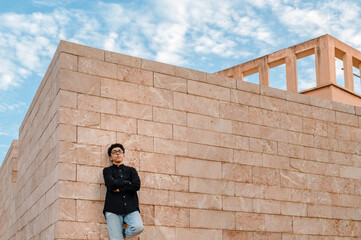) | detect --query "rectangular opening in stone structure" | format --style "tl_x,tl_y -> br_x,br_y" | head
269,62 -> 286,90
296,54 -> 316,91
353,65 -> 361,95
243,72 -> 259,85
335,57 -> 345,87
